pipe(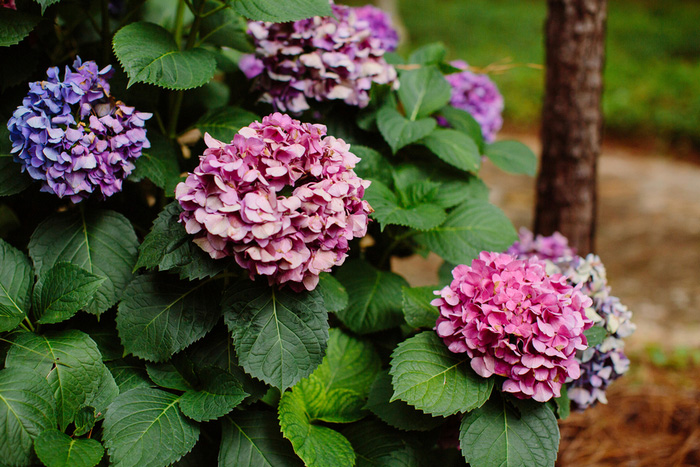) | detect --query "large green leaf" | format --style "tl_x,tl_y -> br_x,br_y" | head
200,7 -> 253,52
5,330 -> 104,431
28,209 -> 139,316
0,368 -> 56,467
421,128 -> 481,173
33,263 -> 105,324
131,132 -> 182,195
365,370 -> 442,432
116,273 -> 221,362
389,331 -> 493,417
416,200 -> 517,265
179,368 -> 247,422
0,238 -> 32,332
584,325 -> 607,348
219,411 -> 303,467
196,107 -> 258,142
377,106 -> 436,154
398,66 -> 452,120
351,145 -> 393,187
223,281 -> 329,390
134,201 -> 229,280
102,388 -> 200,467
0,9 -> 40,46
88,365 -> 120,417
408,42 -> 447,66
113,22 -> 216,90
34,430 -> 104,467
278,385 -> 356,467
364,180 -> 446,231
459,396 -> 560,467
334,259 -> 408,334
343,420 -> 416,467
315,273 -> 348,313
438,106 -> 485,153
106,359 -> 153,393
231,0 -> 332,22
484,140 -> 537,176
146,362 -> 192,391
0,157 -> 32,197
401,286 -> 440,329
